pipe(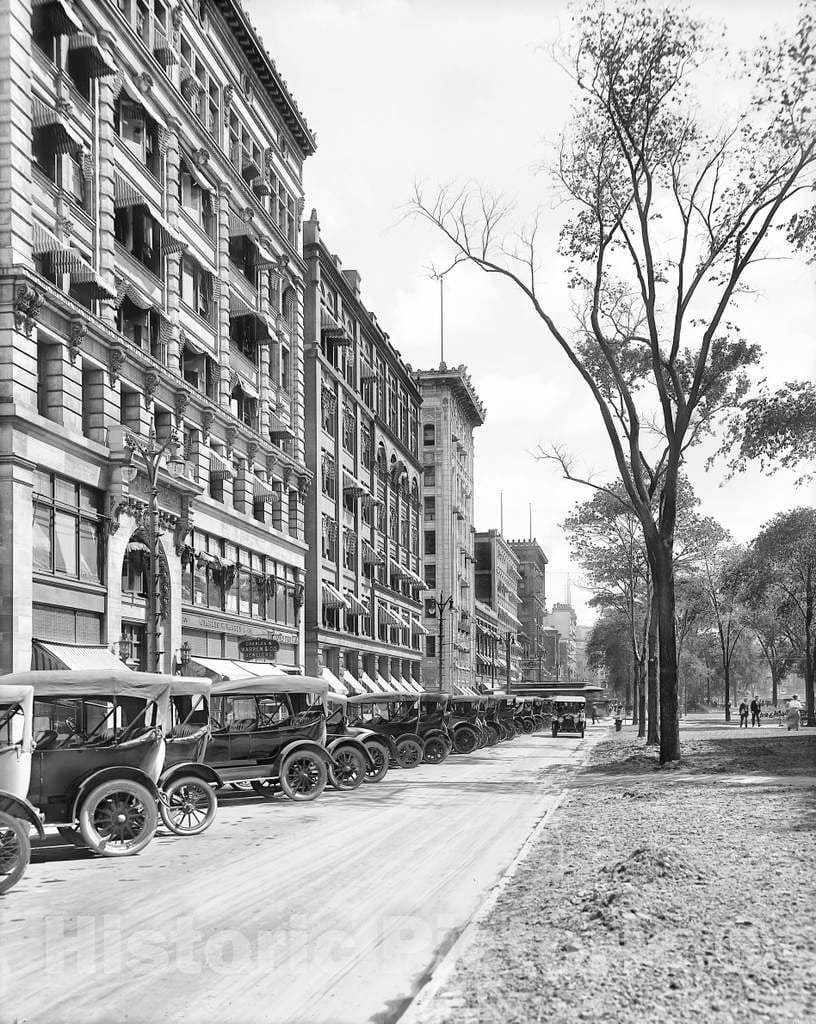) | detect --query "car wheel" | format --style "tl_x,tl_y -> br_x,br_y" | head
453,725 -> 478,754
485,723 -> 500,746
395,737 -> 424,769
0,811 -> 31,895
279,751 -> 328,801
328,747 -> 367,791
160,777 -> 218,836
250,779 -> 279,800
78,780 -> 157,857
422,736 -> 448,765
522,719 -> 535,735
363,740 -> 390,783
